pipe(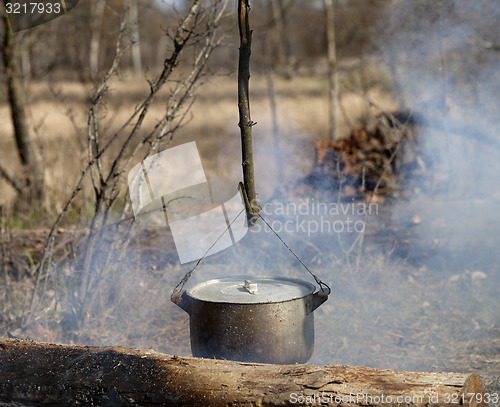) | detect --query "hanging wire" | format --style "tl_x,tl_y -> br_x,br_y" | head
258,213 -> 331,293
172,203 -> 331,296
172,208 -> 246,296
